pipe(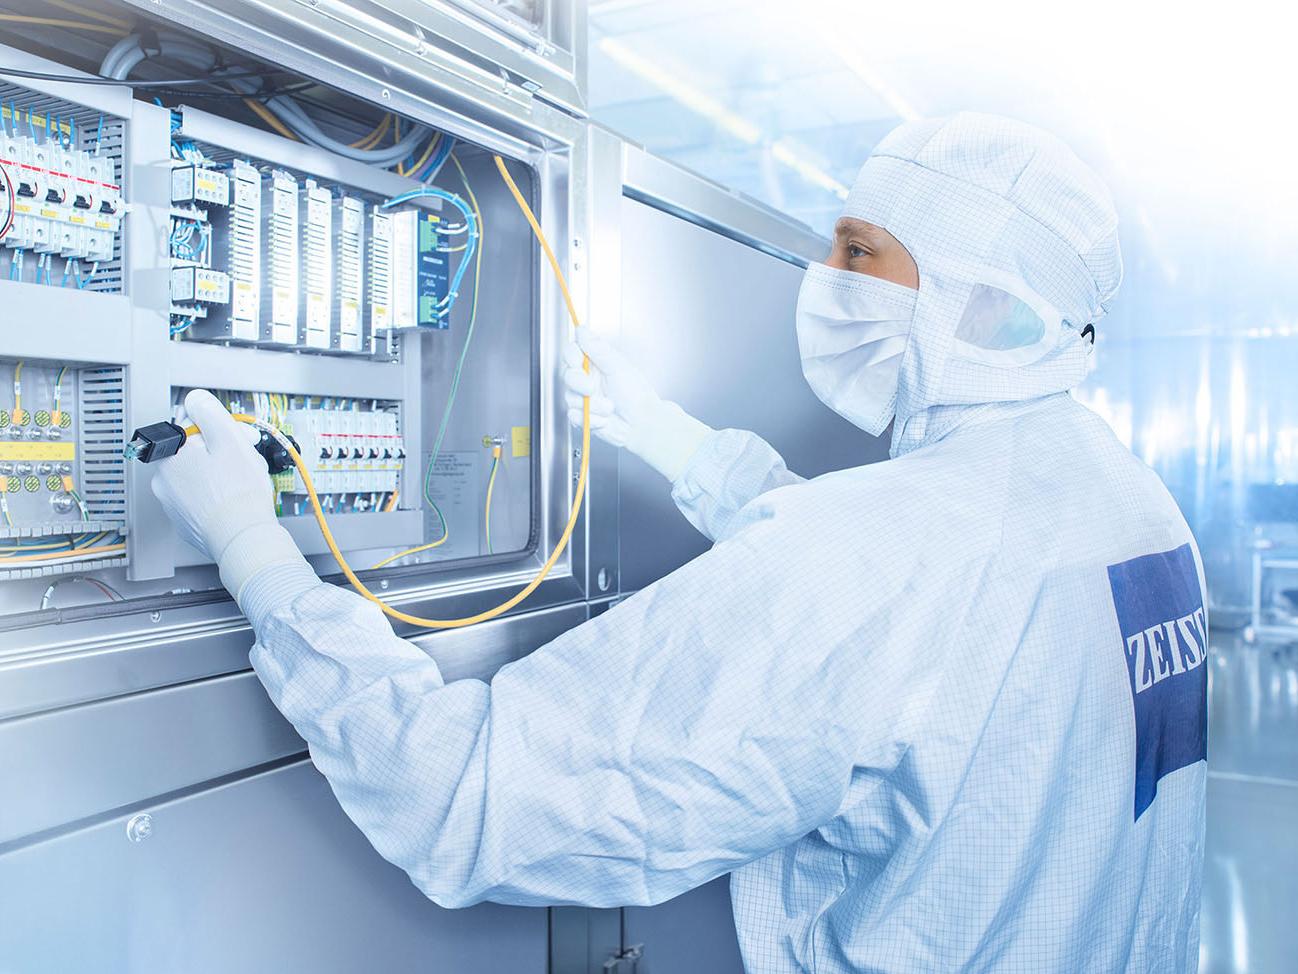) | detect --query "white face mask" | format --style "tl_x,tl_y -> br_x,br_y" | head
795,261 -> 918,436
